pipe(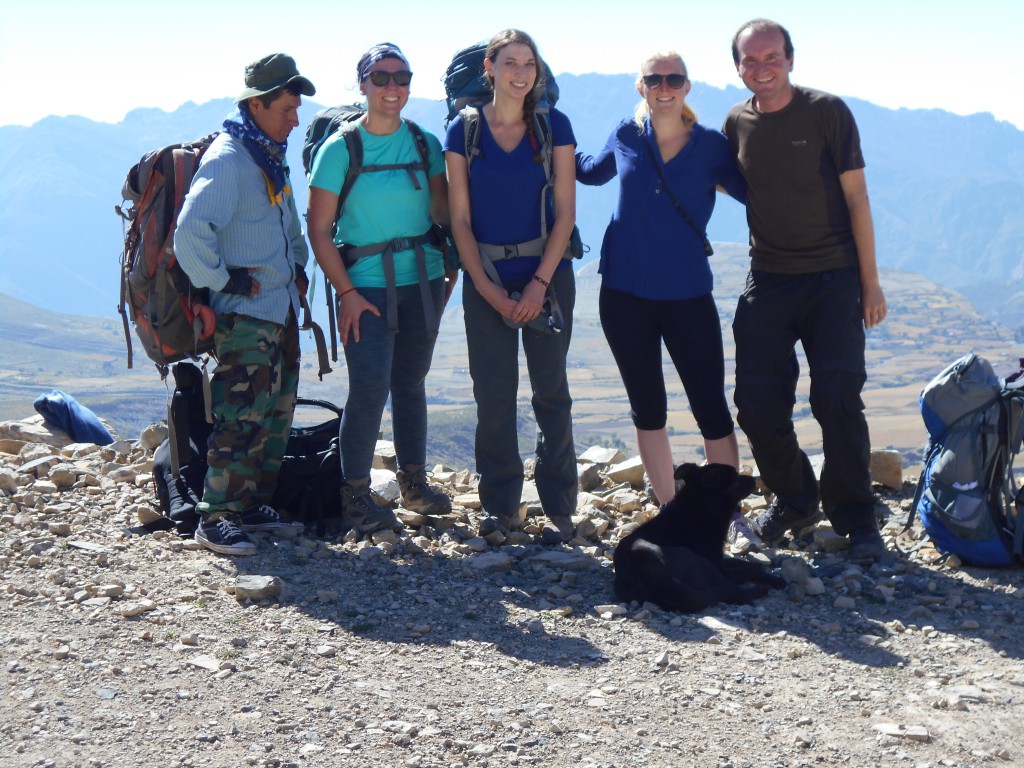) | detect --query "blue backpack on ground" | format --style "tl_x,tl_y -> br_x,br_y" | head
908,353 -> 1024,566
